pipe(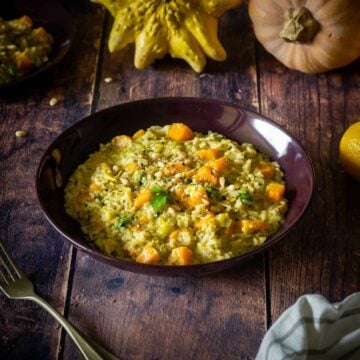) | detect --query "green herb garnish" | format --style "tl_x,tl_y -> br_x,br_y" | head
117,213 -> 134,228
151,185 -> 164,194
7,64 -> 18,77
239,191 -> 252,202
150,186 -> 172,213
205,186 -> 218,197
